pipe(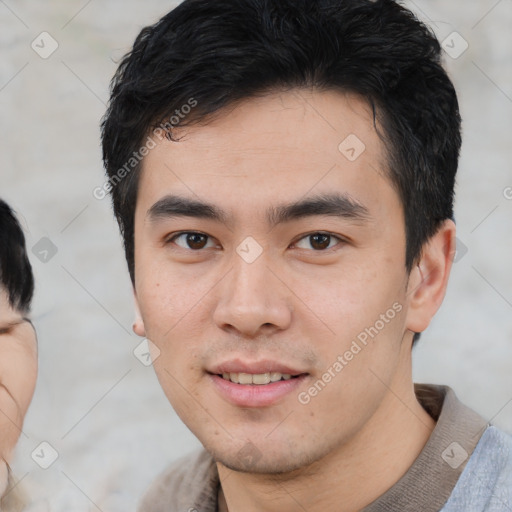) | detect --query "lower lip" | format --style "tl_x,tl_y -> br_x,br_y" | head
209,374 -> 308,407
